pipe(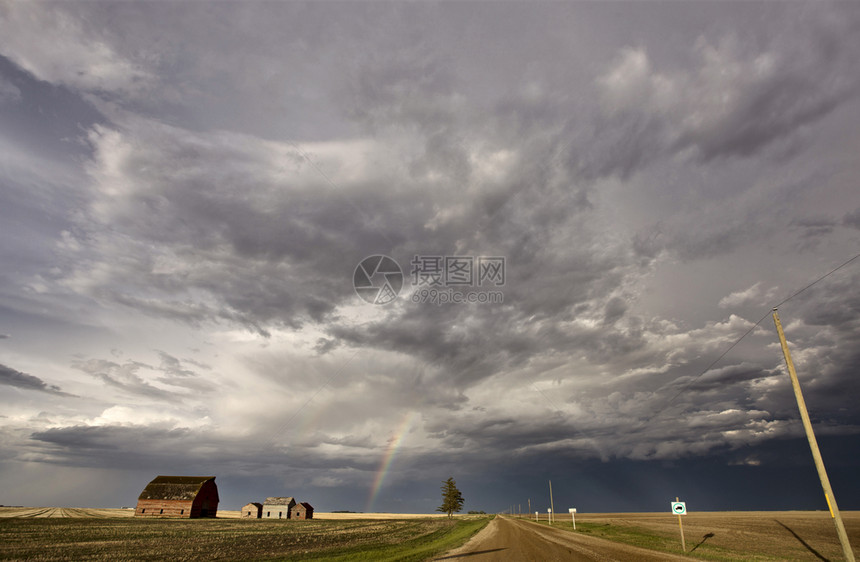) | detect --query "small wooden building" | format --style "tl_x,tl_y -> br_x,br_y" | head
262,496 -> 295,519
241,502 -> 263,518
291,502 -> 314,520
135,475 -> 219,518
